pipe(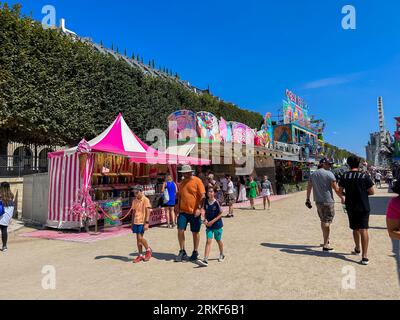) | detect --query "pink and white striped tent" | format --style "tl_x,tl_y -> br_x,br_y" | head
47,114 -> 209,229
